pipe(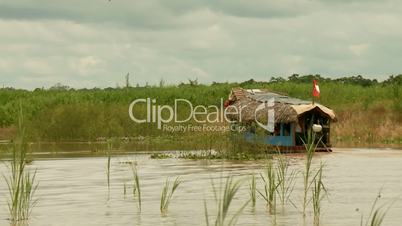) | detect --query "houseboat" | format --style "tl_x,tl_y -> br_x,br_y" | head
226,88 -> 337,152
